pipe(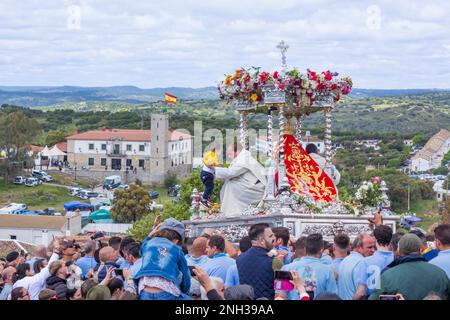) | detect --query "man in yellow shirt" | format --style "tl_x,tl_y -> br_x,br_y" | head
200,148 -> 219,208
